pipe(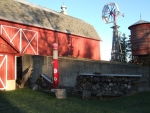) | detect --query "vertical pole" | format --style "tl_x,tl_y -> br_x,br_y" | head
52,43 -> 59,88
